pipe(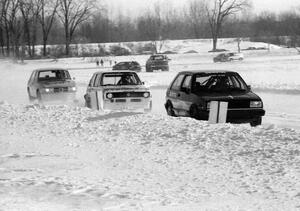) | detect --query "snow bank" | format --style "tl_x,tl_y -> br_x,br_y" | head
0,104 -> 300,210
